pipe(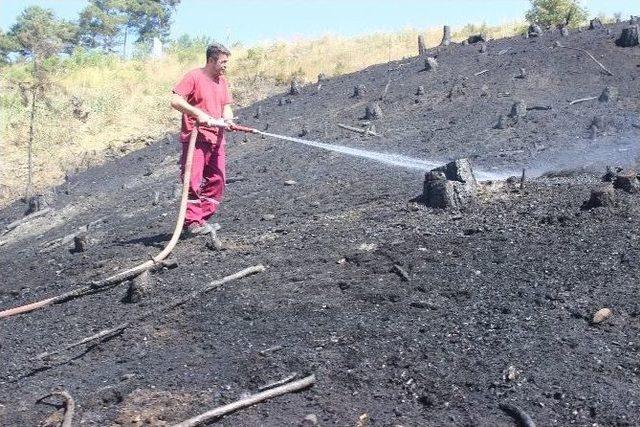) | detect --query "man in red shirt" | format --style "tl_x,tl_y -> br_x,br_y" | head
170,43 -> 235,236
